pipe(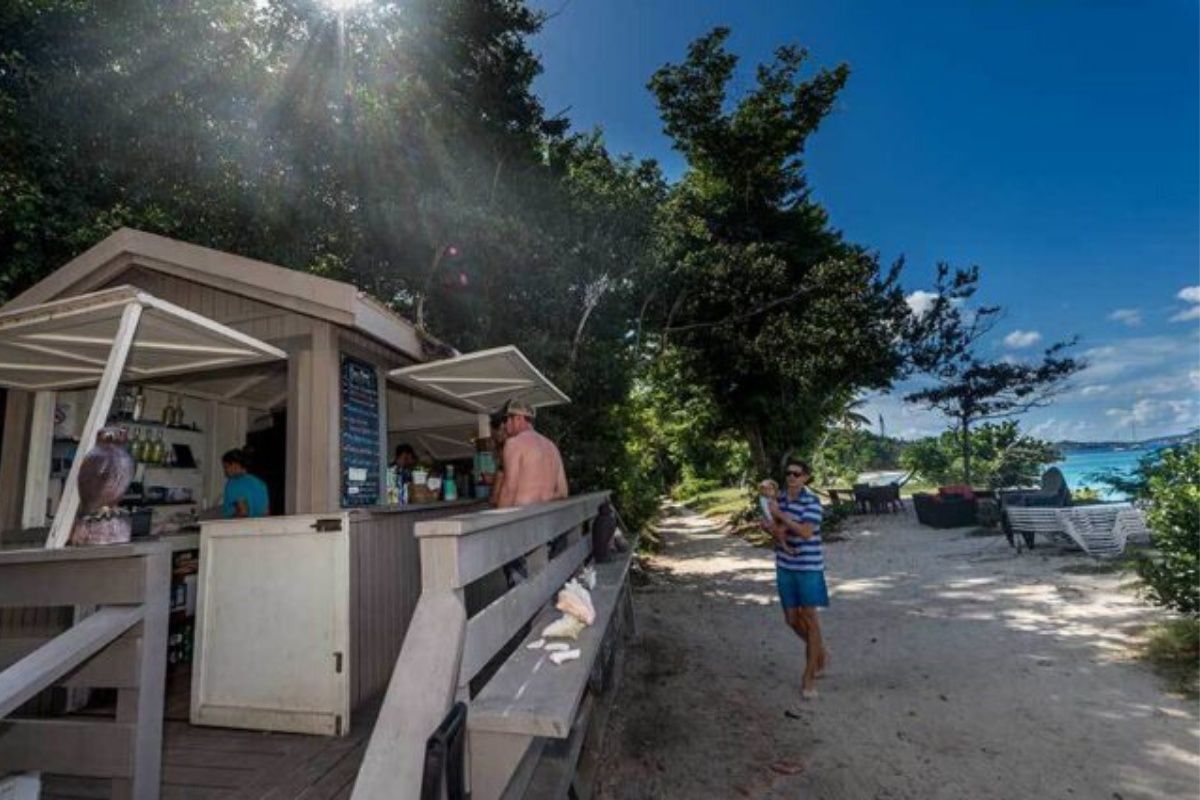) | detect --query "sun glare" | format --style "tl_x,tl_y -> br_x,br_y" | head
320,0 -> 369,12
